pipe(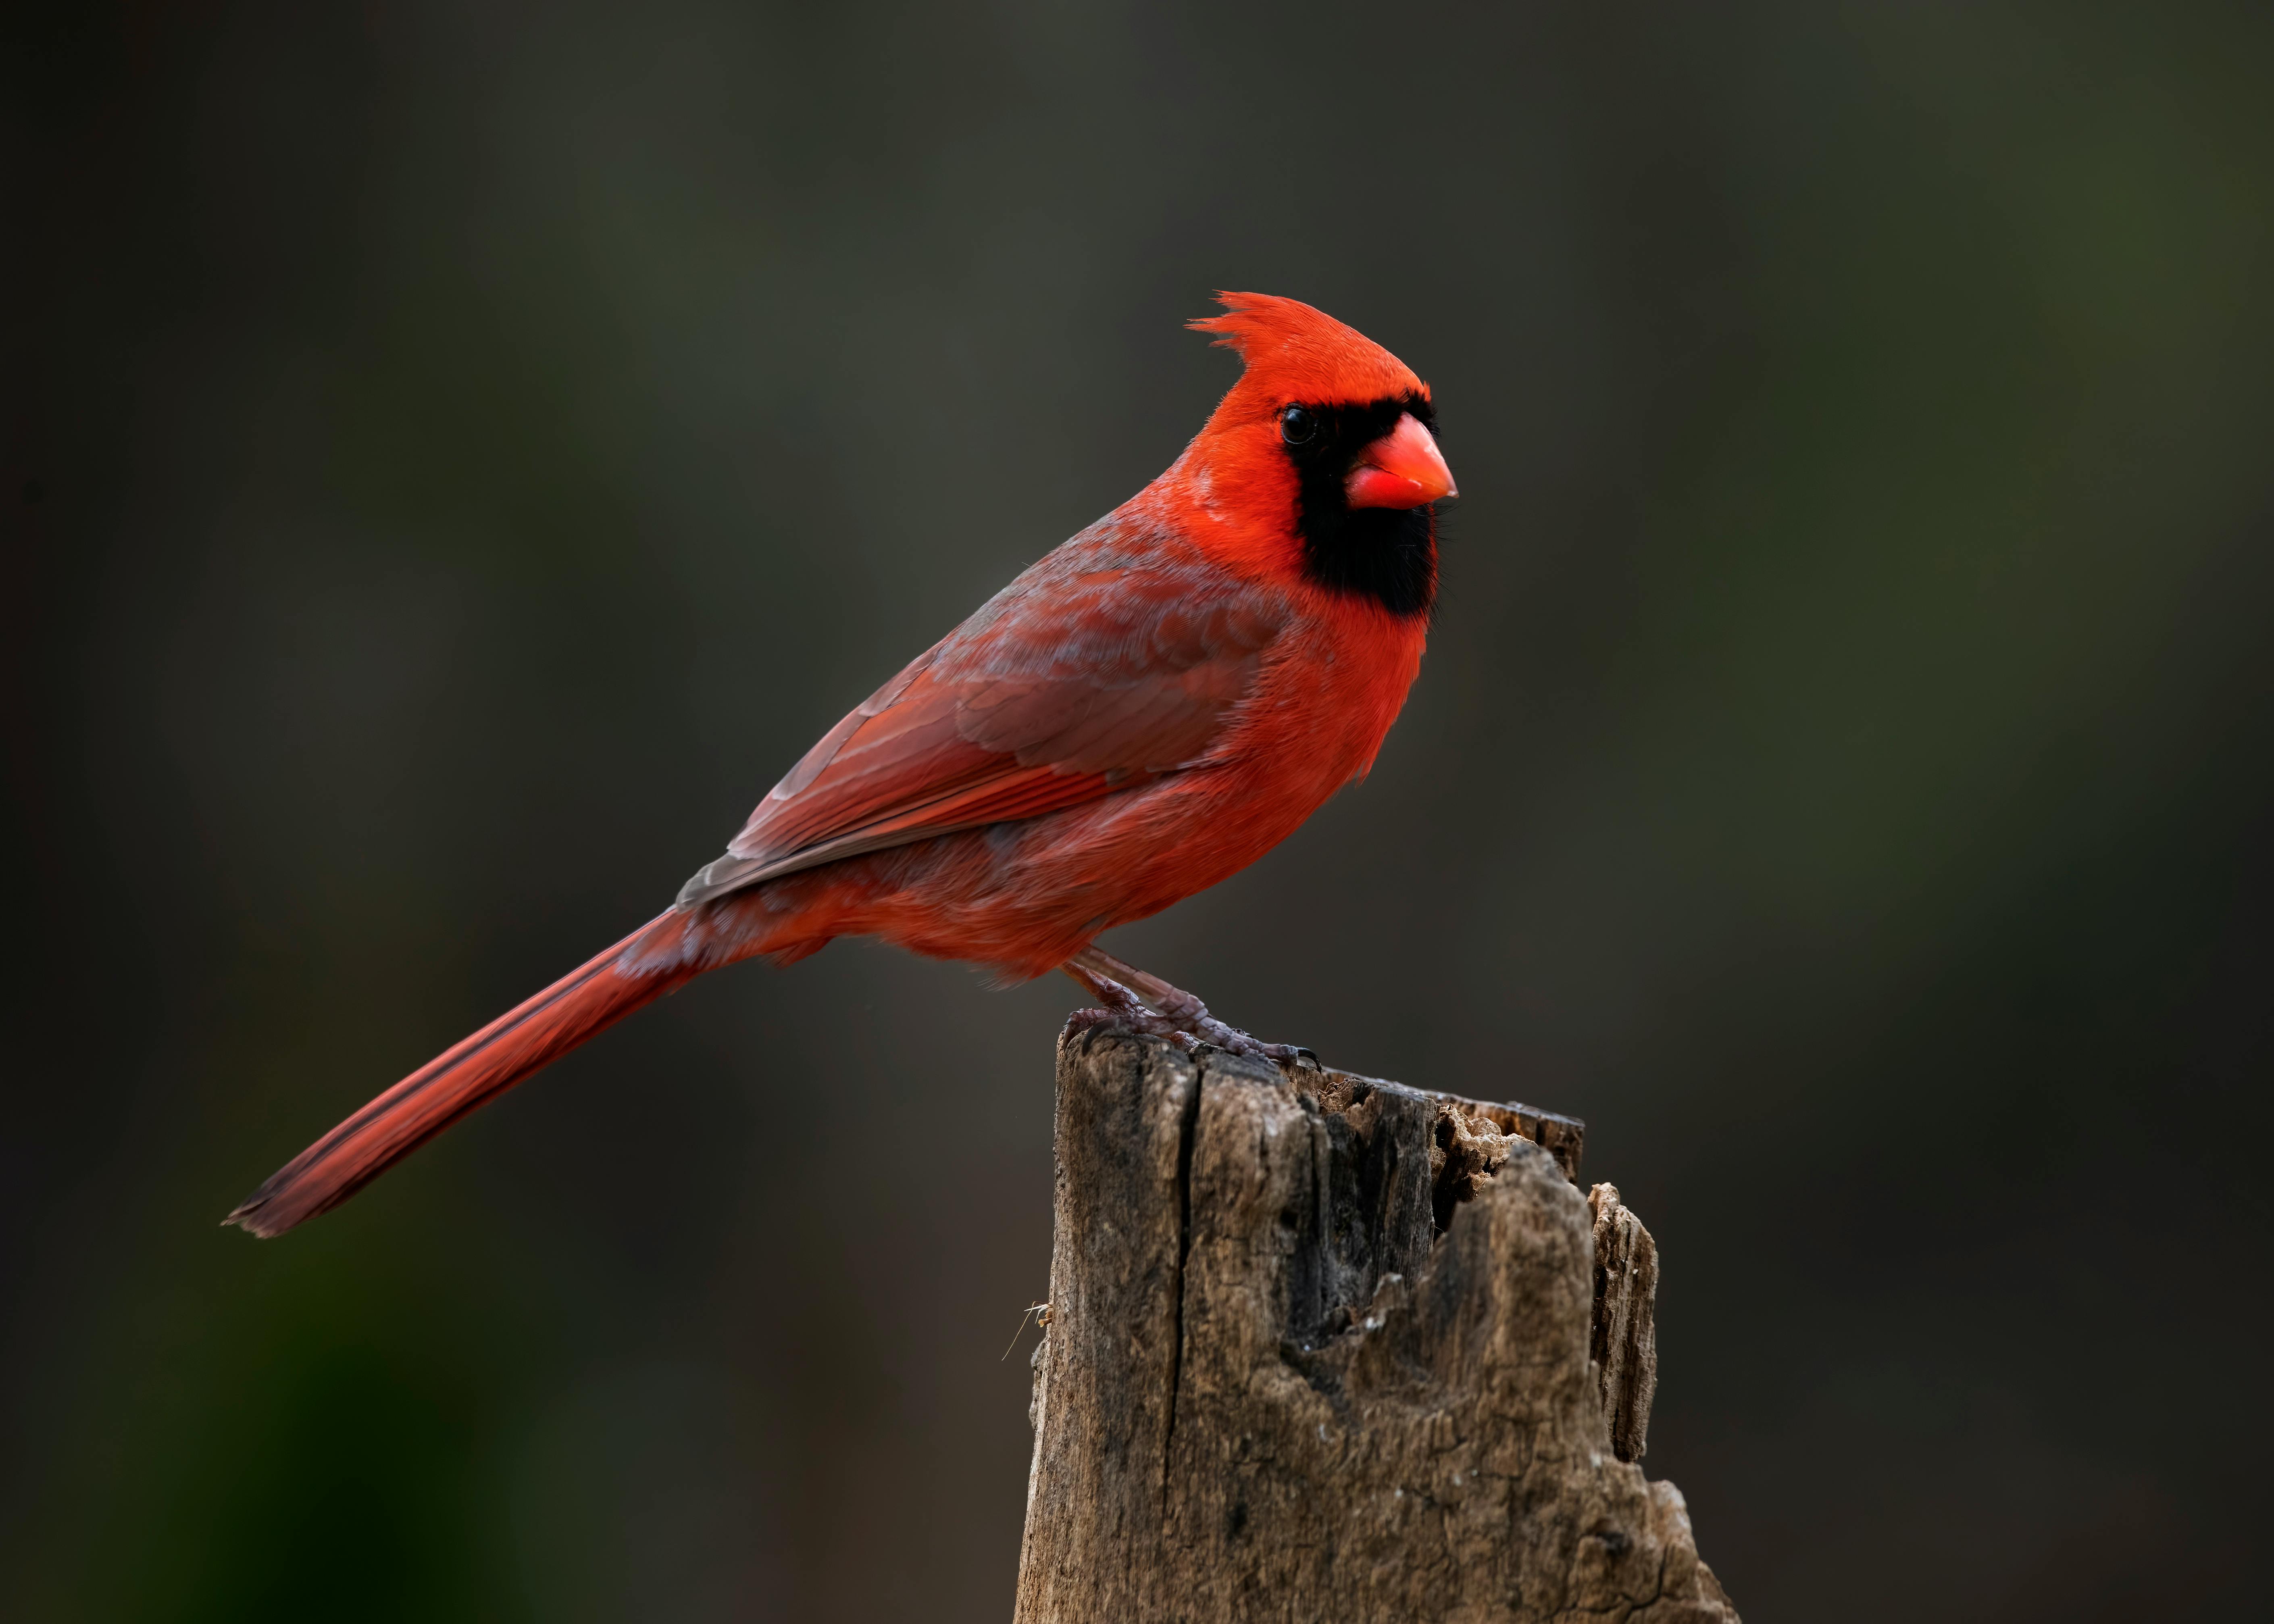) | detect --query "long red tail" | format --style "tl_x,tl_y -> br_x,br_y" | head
225,913 -> 695,1238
